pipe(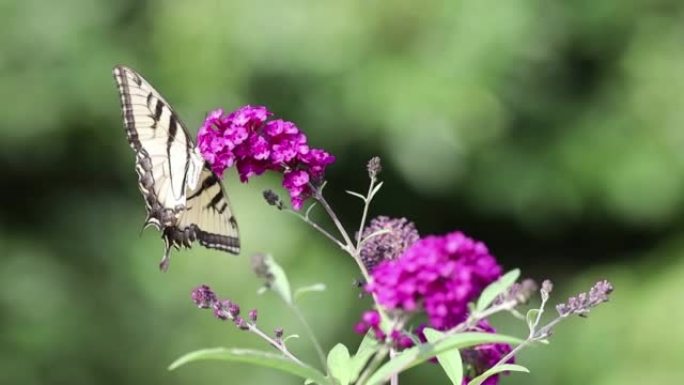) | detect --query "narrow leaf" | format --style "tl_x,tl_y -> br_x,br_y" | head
423,329 -> 463,385
467,364 -> 529,385
475,269 -> 520,313
263,255 -> 292,305
169,348 -> 330,385
359,229 -> 391,247
526,309 -> 540,331
304,202 -> 318,219
345,190 -> 367,201
294,283 -> 327,302
366,332 -> 521,385
368,181 -> 384,201
350,333 -> 380,382
283,334 -> 300,343
327,344 -> 352,385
